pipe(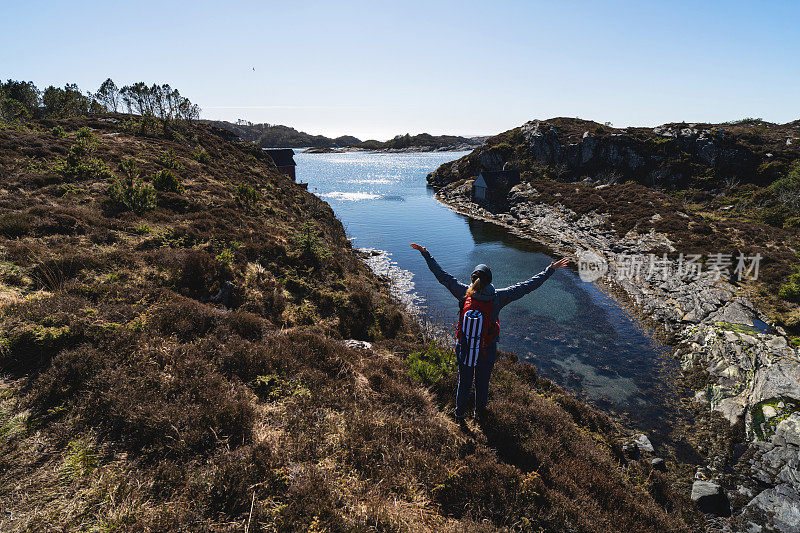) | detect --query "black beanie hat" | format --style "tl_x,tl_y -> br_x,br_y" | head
471,264 -> 492,284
